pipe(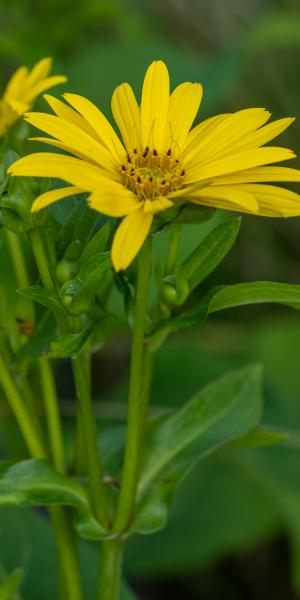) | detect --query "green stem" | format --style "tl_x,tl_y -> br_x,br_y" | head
0,333 -> 82,600
164,223 -> 181,275
72,353 -> 108,526
29,228 -> 56,291
138,347 -> 154,452
23,228 -> 82,598
49,507 -> 82,600
114,238 -> 152,533
6,230 -> 31,288
0,353 -> 45,458
98,539 -> 123,600
6,228 -> 65,472
38,357 -> 65,472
